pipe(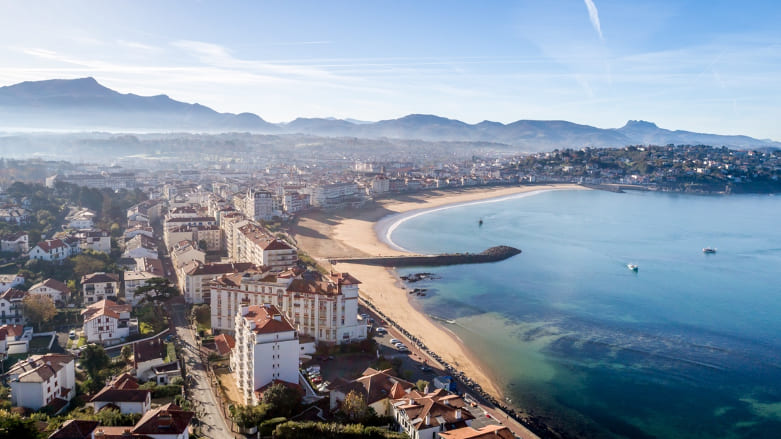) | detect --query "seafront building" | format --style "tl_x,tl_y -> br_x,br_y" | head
231,304 -> 299,404
210,269 -> 366,344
